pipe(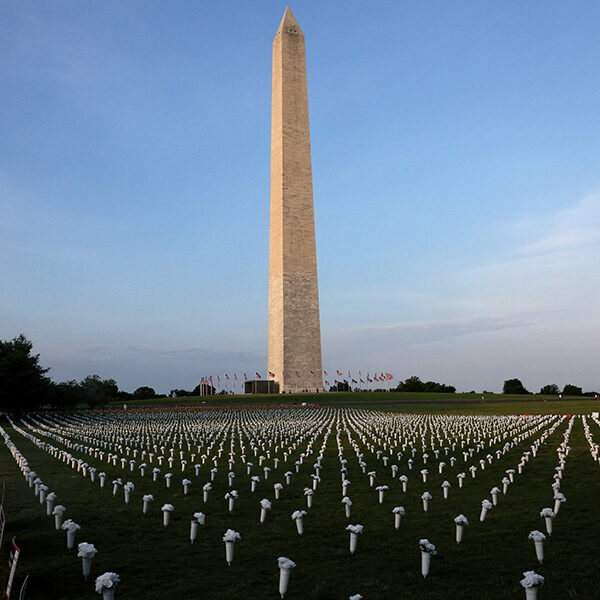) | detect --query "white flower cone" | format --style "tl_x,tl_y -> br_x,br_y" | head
443,487 -> 449,499
55,513 -> 63,530
480,507 -> 488,521
82,557 -> 92,579
39,489 -> 47,504
402,481 -> 407,492
112,483 -> 119,496
184,484 -> 189,495
345,504 -> 351,518
525,588 -> 538,600
225,541 -> 235,565
163,511 -> 171,527
124,489 -> 130,504
553,499 -> 561,514
306,495 -> 313,509
394,513 -> 402,529
422,499 -> 429,512
279,567 -> 292,598
46,498 -> 55,516
102,590 -> 115,600
349,532 -> 359,554
143,500 -> 150,514
534,540 -> 544,563
503,482 -> 509,494
544,517 -> 553,535
421,551 -> 431,577
67,530 -> 76,550
458,478 -> 463,488
275,487 -> 281,500
228,498 -> 235,512
166,478 -> 171,488
203,490 -> 209,503
342,484 -> 348,496
190,520 -> 199,543
251,481 -> 257,492
378,490 -> 385,503
456,524 -> 464,543
260,507 -> 267,524
295,518 -> 304,535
